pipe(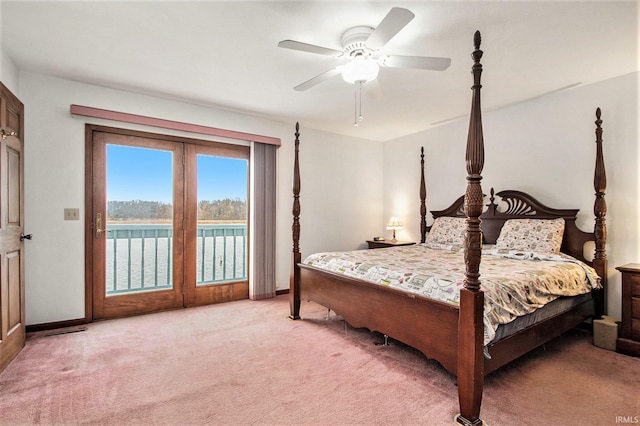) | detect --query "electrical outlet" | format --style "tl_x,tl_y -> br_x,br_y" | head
64,208 -> 80,221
